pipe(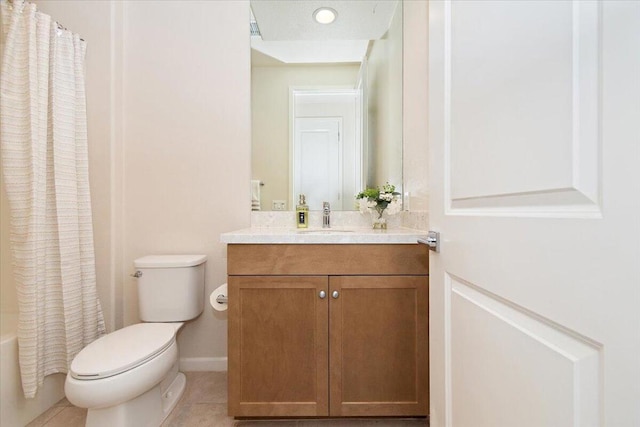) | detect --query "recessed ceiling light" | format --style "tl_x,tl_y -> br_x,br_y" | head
313,7 -> 337,25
